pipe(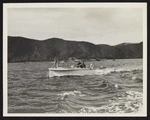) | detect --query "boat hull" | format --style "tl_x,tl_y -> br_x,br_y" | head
48,67 -> 100,77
